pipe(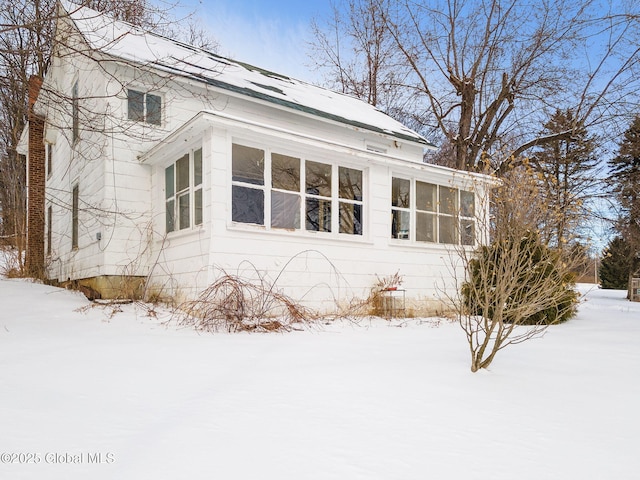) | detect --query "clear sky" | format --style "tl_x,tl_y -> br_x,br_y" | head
179,0 -> 333,83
